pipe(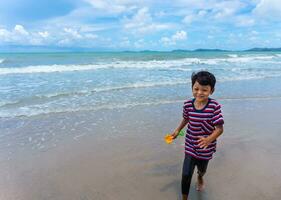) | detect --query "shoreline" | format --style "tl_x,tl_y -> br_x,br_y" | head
2,93 -> 281,120
2,76 -> 281,119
